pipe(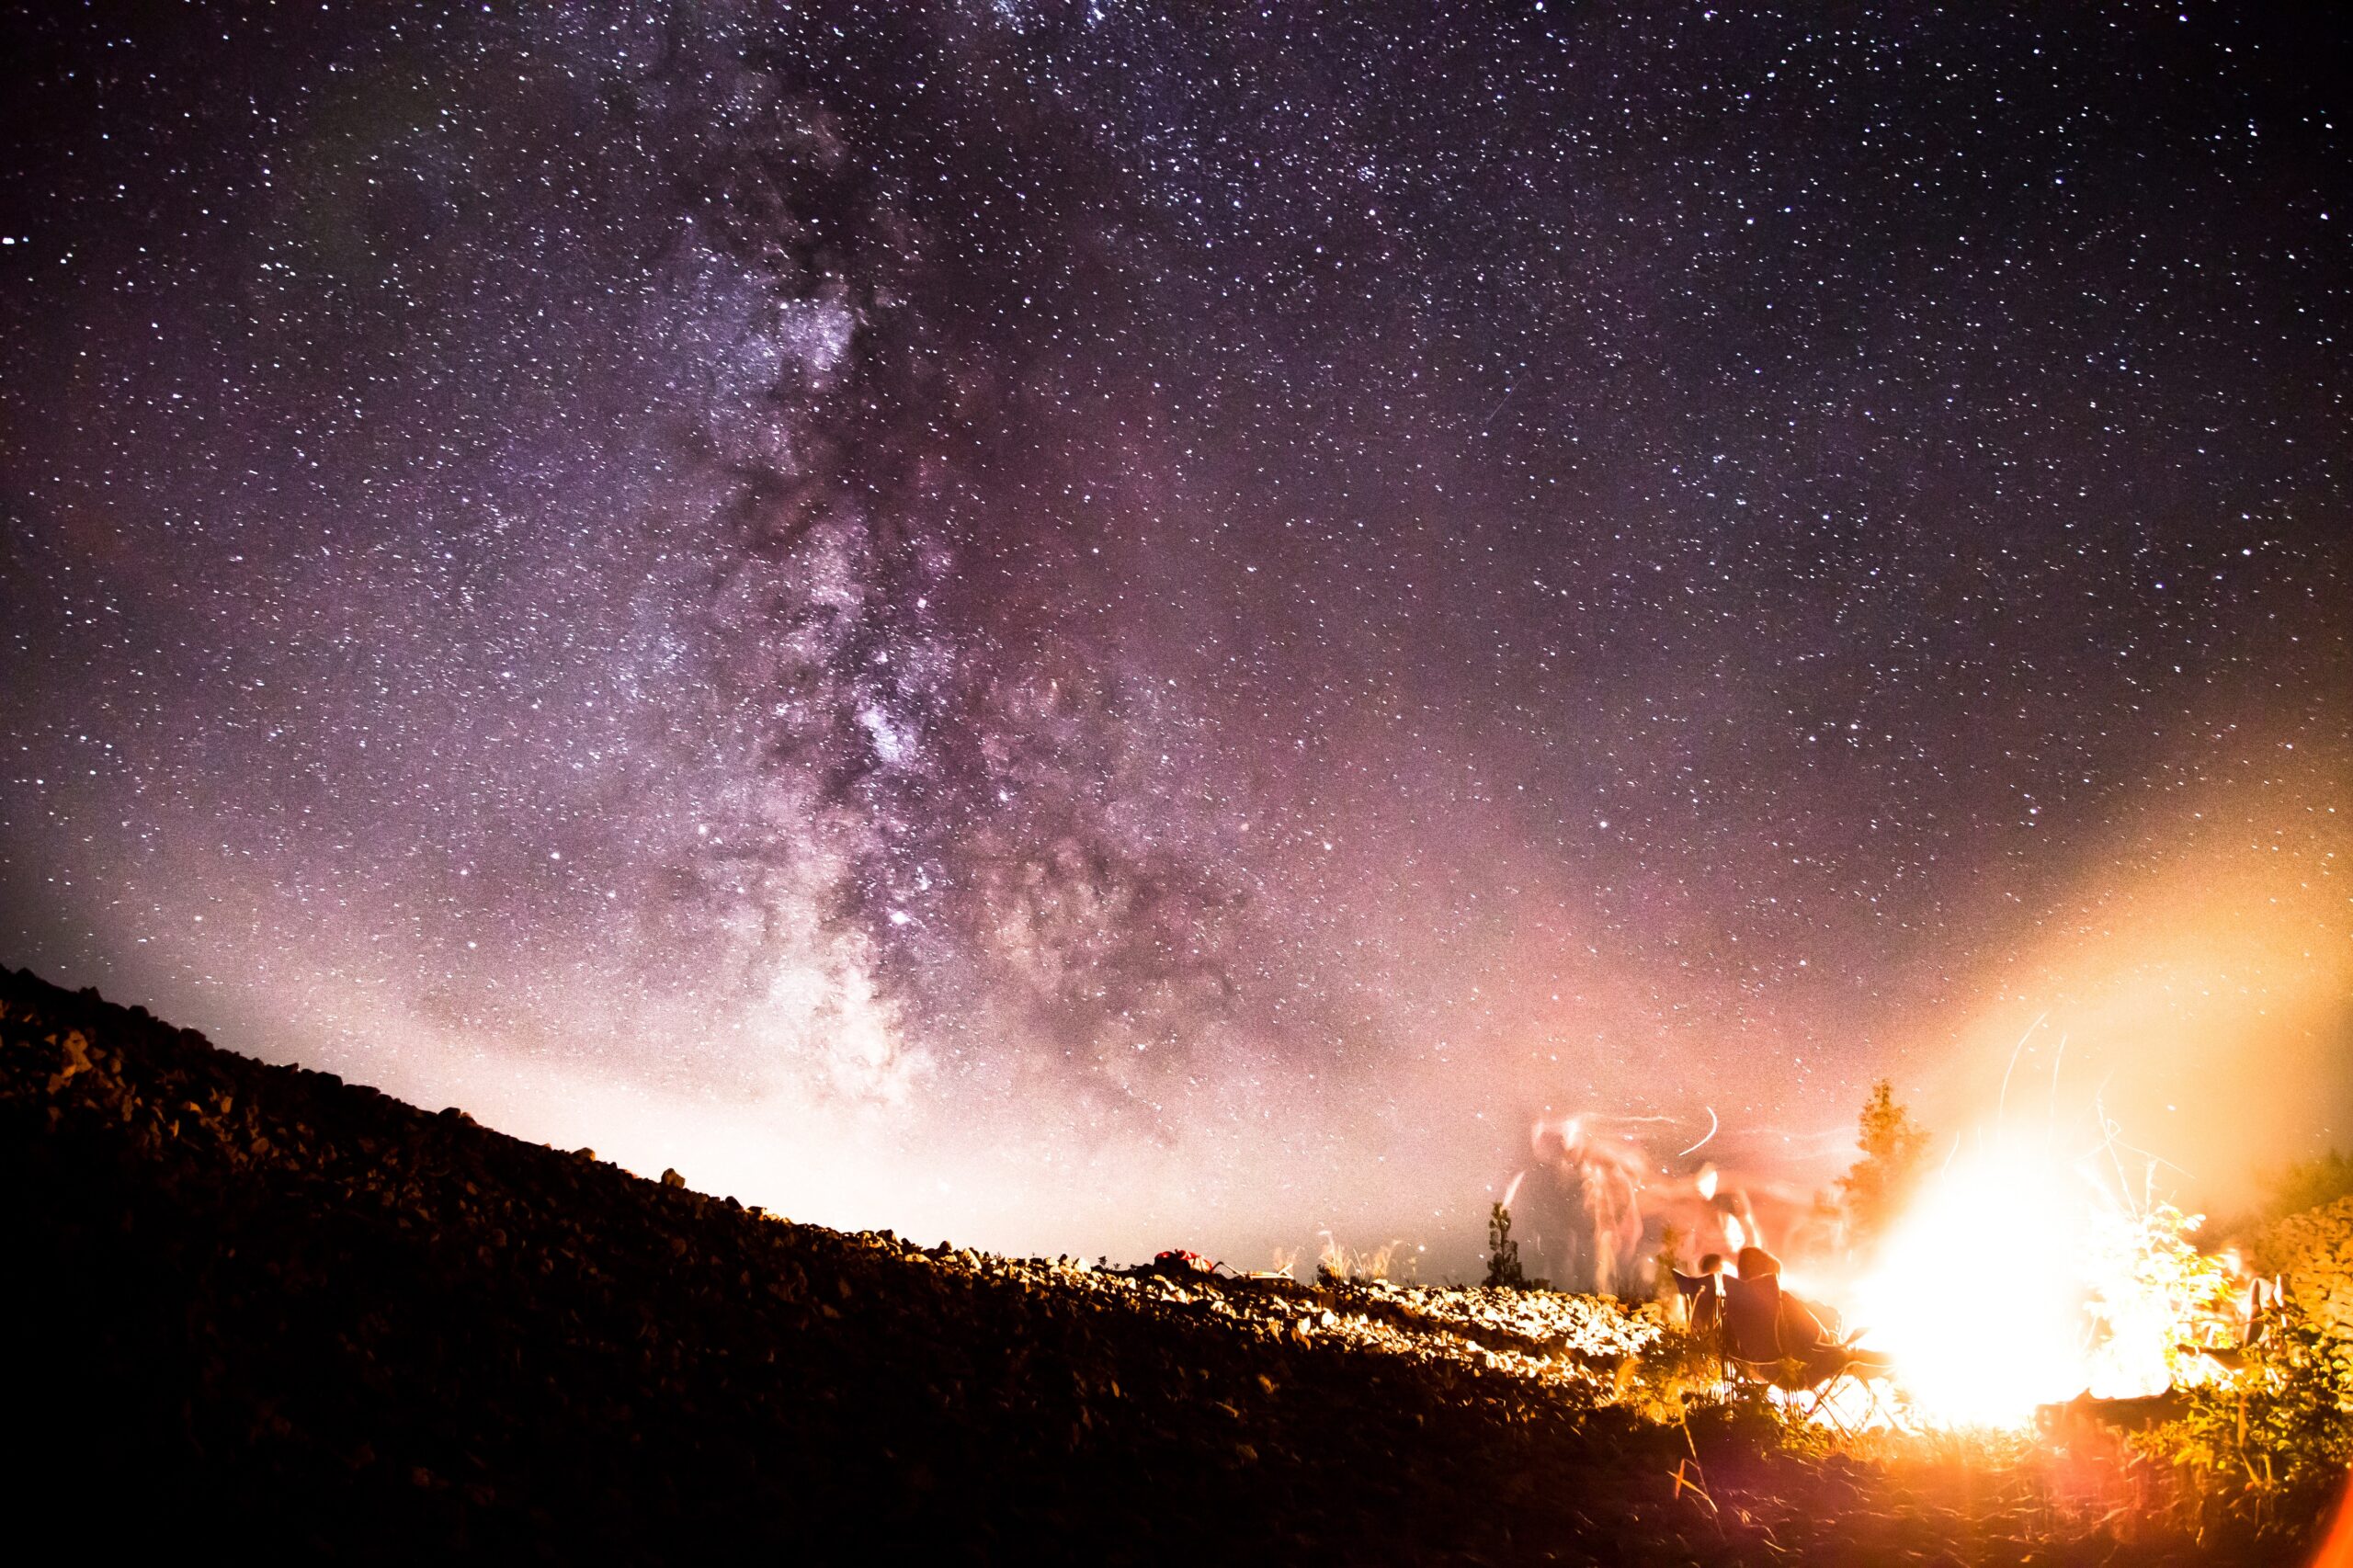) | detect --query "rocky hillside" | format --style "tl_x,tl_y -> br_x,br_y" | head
2256,1195 -> 2353,1340
0,968 -> 2247,1563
